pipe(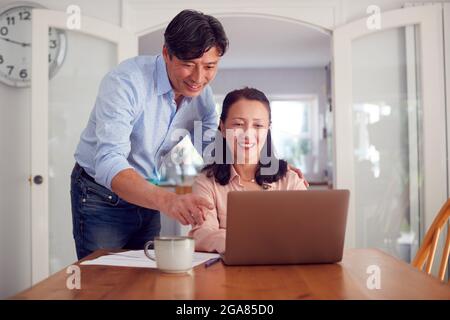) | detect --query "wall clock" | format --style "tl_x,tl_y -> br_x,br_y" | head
0,2 -> 67,87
